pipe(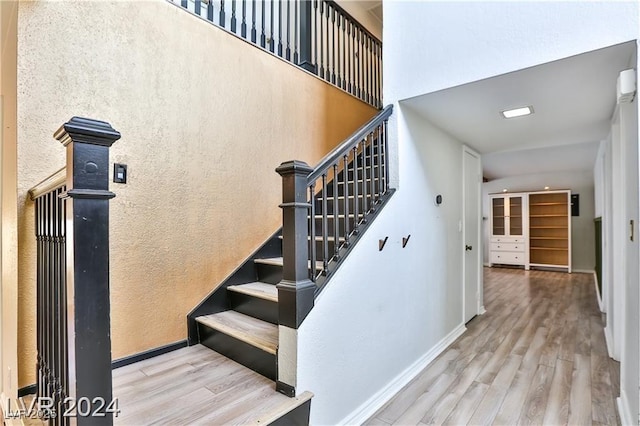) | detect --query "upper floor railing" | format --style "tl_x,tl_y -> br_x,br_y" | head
173,0 -> 382,108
